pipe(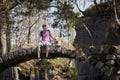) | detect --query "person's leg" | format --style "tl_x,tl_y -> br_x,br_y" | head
46,45 -> 50,58
44,41 -> 51,58
37,45 -> 41,59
